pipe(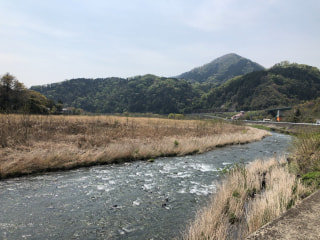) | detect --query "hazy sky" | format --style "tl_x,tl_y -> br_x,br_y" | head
1,0 -> 319,87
